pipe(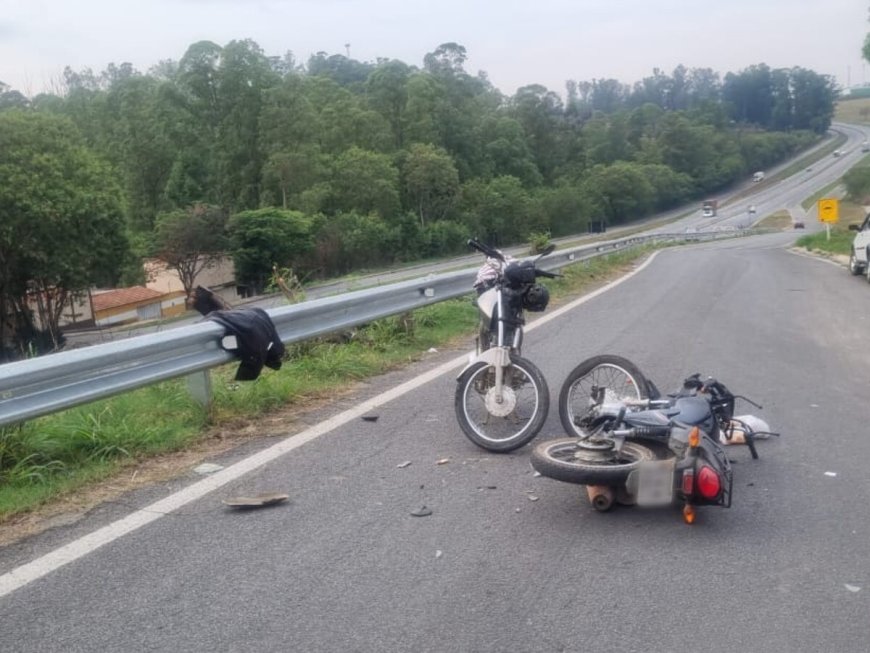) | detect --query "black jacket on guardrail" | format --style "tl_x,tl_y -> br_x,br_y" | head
204,308 -> 286,381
